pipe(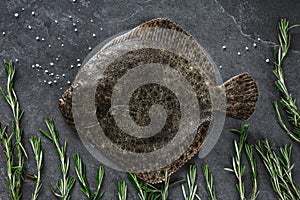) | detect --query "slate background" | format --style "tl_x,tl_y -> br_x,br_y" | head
0,0 -> 300,199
